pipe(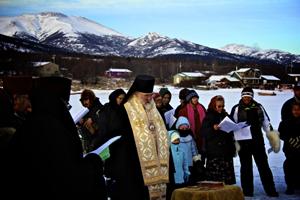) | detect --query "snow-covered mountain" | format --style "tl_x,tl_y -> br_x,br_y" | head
0,12 -> 134,55
0,12 -> 299,66
0,12 -> 128,40
219,44 -> 300,66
